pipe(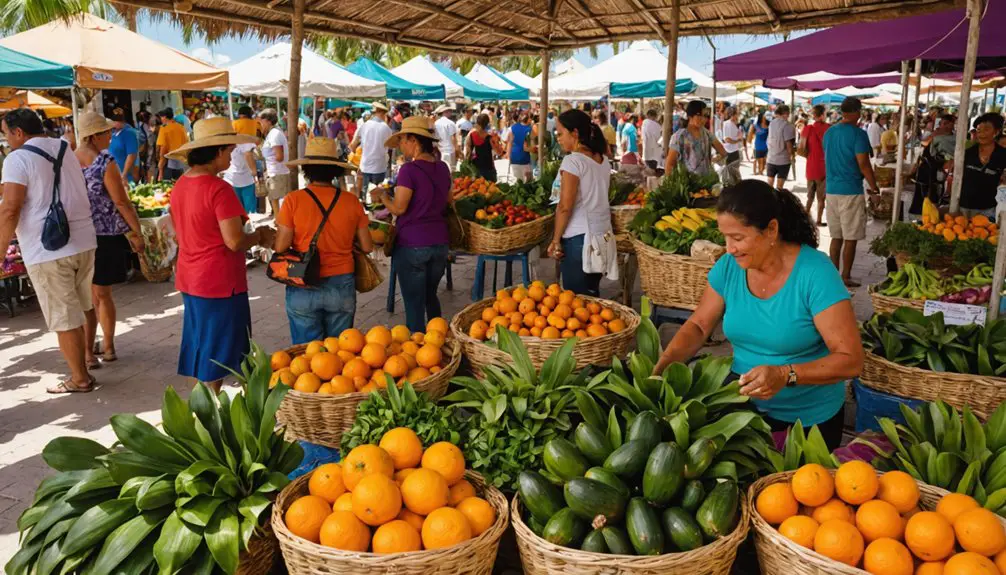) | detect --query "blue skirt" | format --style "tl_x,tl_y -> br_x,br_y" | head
178,292 -> 251,383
